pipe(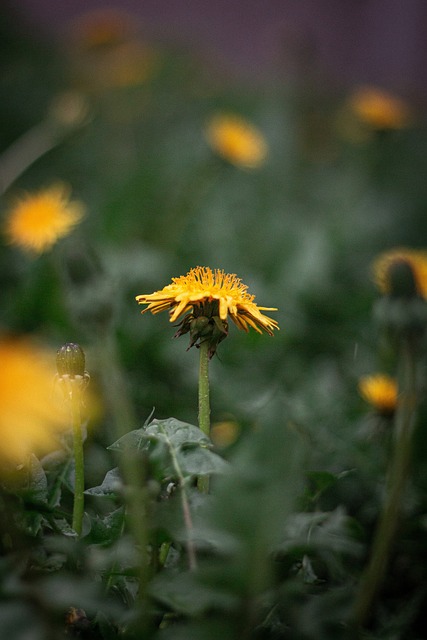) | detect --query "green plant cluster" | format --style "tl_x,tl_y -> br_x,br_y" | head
2,5 -> 427,639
